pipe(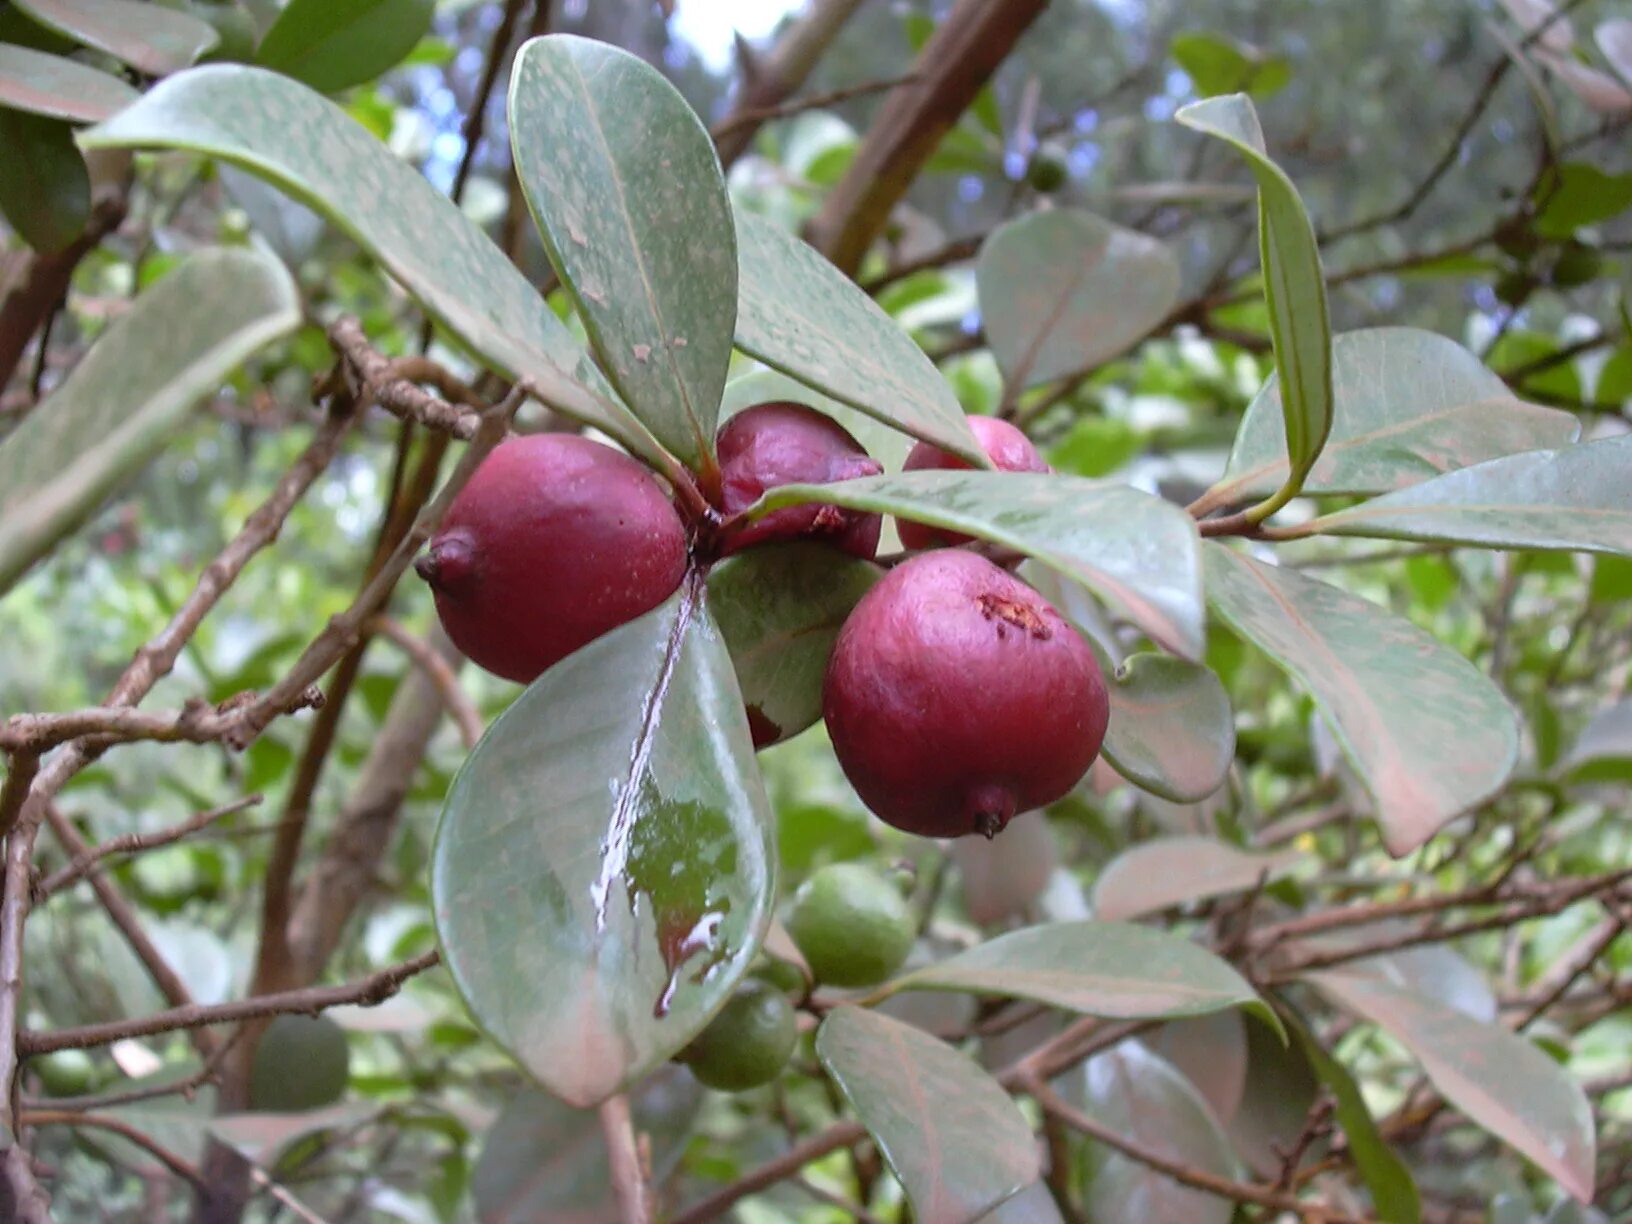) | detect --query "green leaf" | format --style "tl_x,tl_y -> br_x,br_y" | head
1533,162 -> 1632,239
509,35 -> 736,475
0,106 -> 86,252
751,471 -> 1207,659
882,920 -> 1276,1032
0,247 -> 299,593
1284,1016 -> 1422,1223
1560,698 -> 1632,785
1176,94 -> 1331,516
10,0 -> 217,76
430,581 -> 776,1108
1204,544 -> 1519,855
254,0 -> 434,93
471,1069 -> 701,1223
0,43 -> 139,123
1101,654 -> 1236,803
1047,416 -> 1142,478
80,65 -> 667,470
1091,837 -> 1303,923
976,209 -> 1181,392
734,210 -> 987,466
817,1006 -> 1039,1224
1172,31 -> 1292,99
1307,435 -> 1632,557
1308,968 -> 1595,1202
1077,1042 -> 1237,1224
706,542 -> 880,749
1214,327 -> 1579,503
